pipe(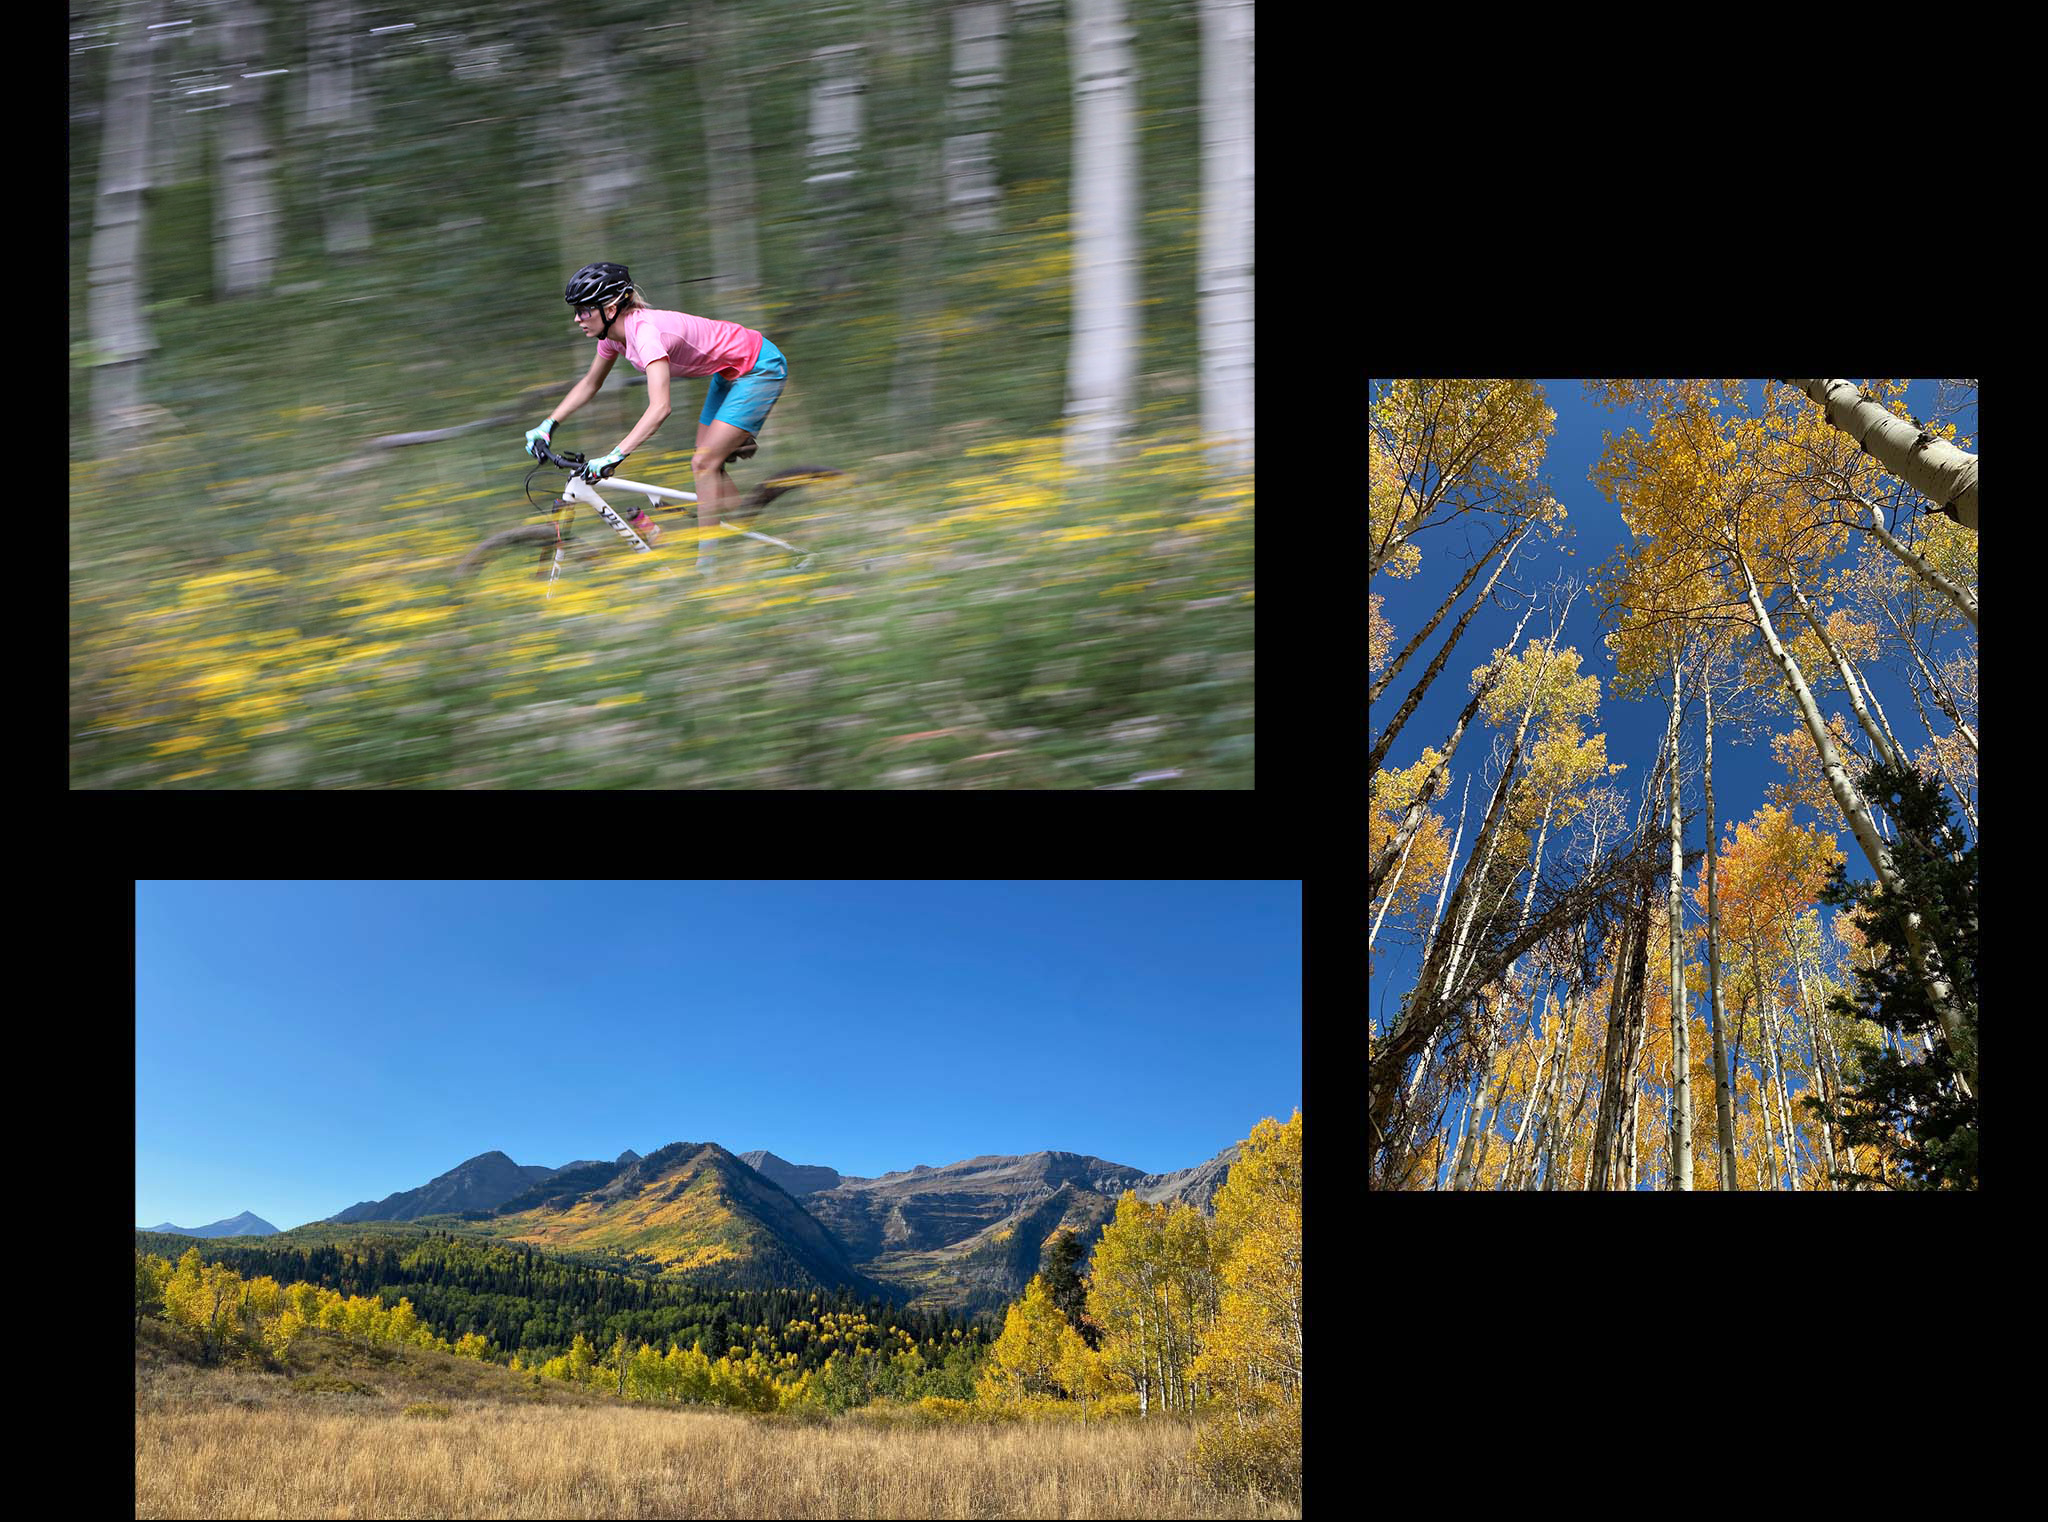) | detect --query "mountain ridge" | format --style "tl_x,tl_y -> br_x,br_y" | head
314,1136 -> 1245,1315
139,1210 -> 279,1238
